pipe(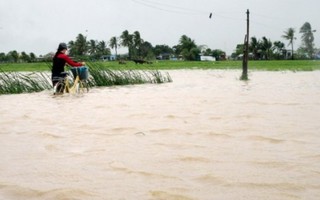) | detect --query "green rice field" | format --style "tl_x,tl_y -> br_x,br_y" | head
1,60 -> 320,72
